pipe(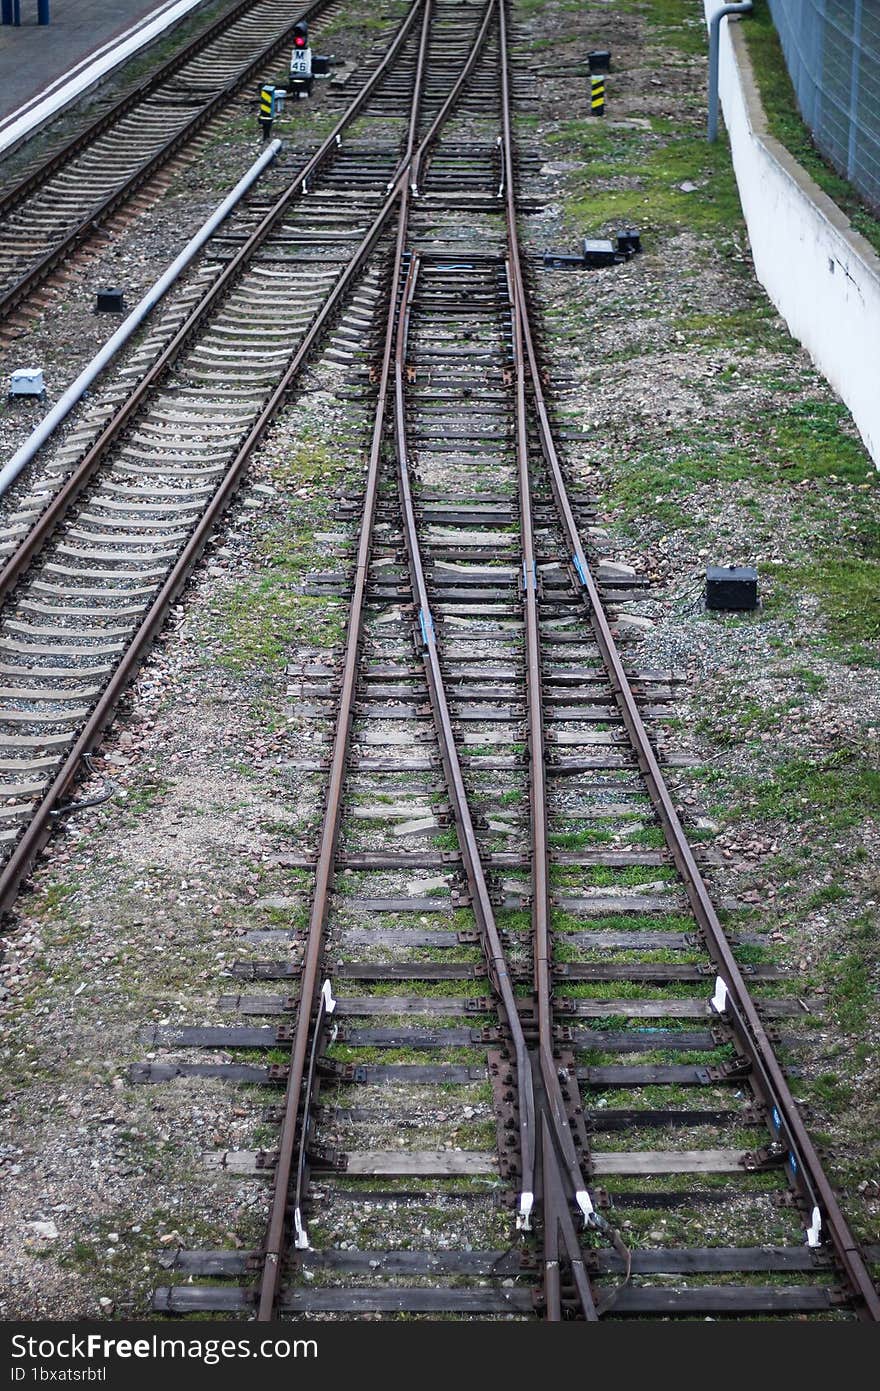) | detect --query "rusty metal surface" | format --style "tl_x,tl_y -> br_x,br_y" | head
256,0 -> 507,1320
394,250 -> 537,1228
